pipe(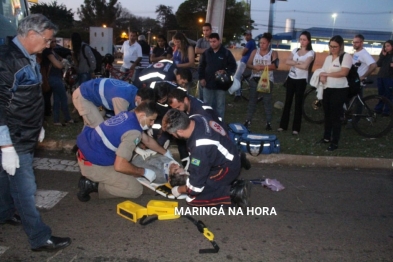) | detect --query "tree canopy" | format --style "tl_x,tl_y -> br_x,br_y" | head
30,1 -> 74,31
77,0 -> 122,28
